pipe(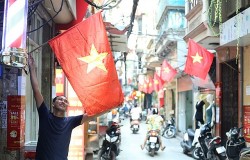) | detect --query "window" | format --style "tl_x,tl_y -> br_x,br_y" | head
25,13 -> 43,145
25,39 -> 42,145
